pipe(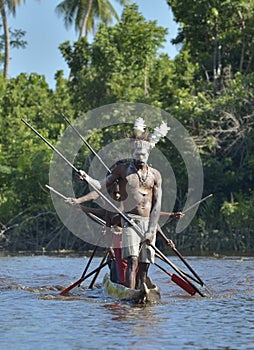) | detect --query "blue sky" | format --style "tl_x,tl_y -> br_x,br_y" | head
8,0 -> 179,89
